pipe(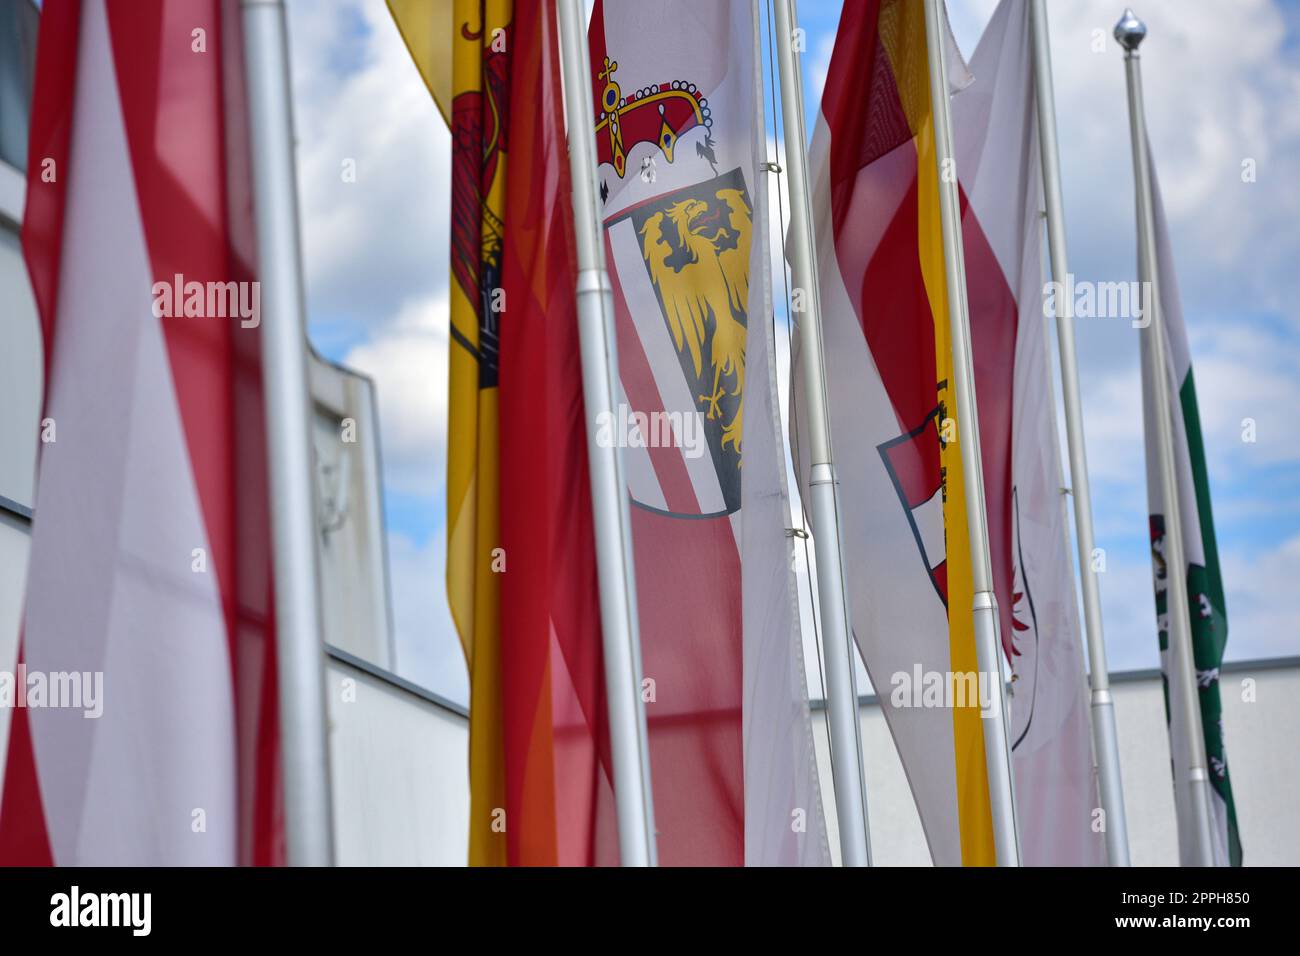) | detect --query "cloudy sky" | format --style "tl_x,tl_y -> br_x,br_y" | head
284,0 -> 1300,707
